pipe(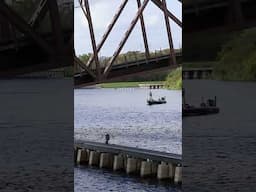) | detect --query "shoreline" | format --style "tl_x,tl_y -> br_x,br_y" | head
98,81 -> 164,88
